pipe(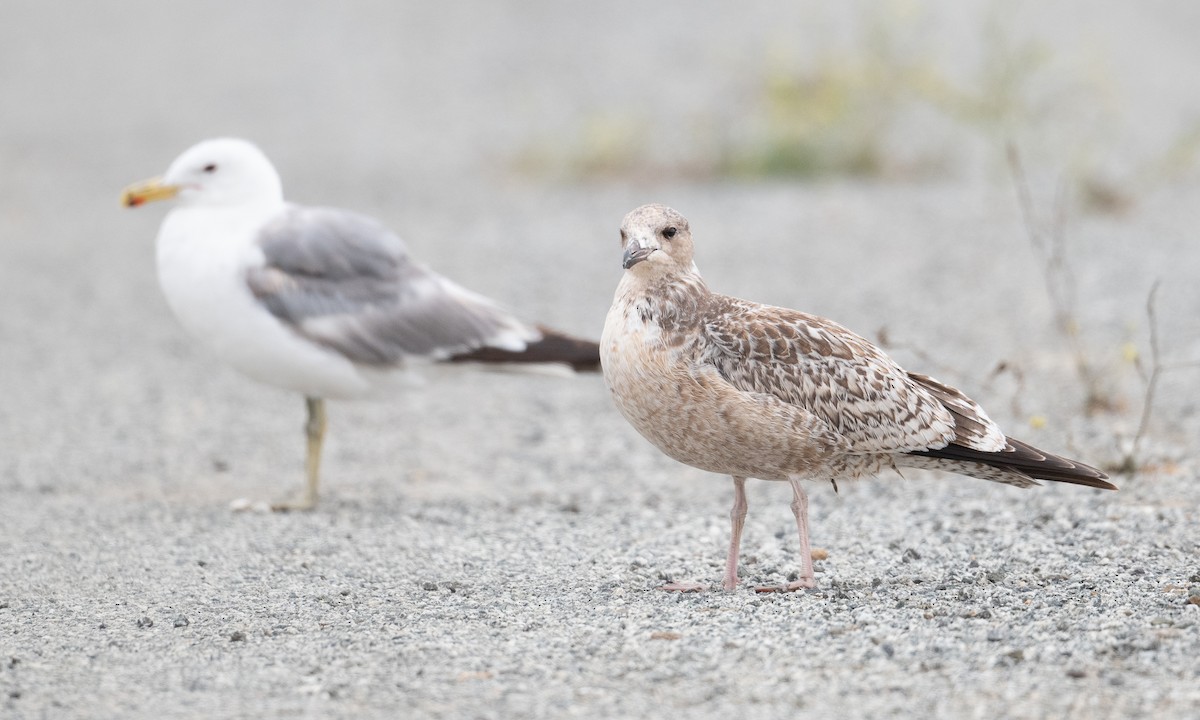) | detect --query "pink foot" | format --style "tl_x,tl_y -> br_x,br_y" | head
660,582 -> 706,593
753,577 -> 816,593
